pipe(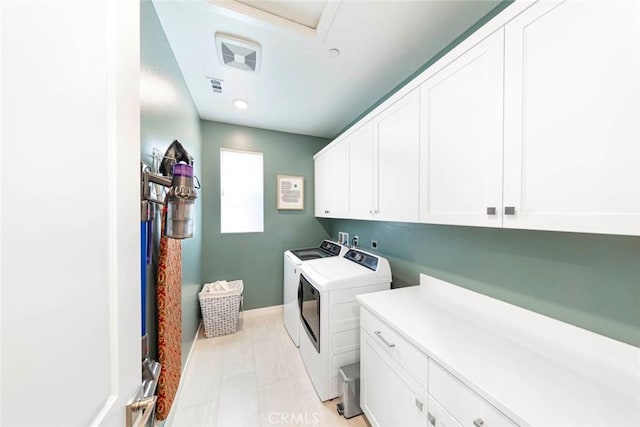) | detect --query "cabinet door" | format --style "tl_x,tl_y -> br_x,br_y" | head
329,140 -> 349,217
375,89 -> 420,222
427,396 -> 462,427
419,29 -> 504,227
503,0 -> 640,235
361,331 -> 427,427
314,151 -> 331,217
349,122 -> 375,219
